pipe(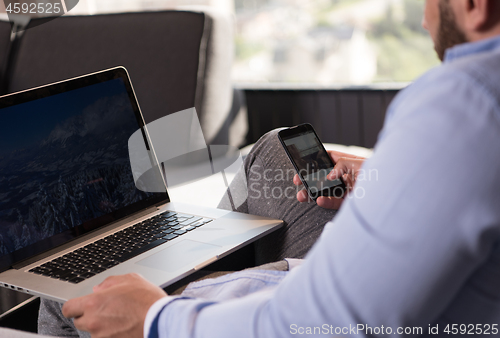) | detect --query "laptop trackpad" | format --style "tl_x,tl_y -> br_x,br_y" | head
136,240 -> 221,272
